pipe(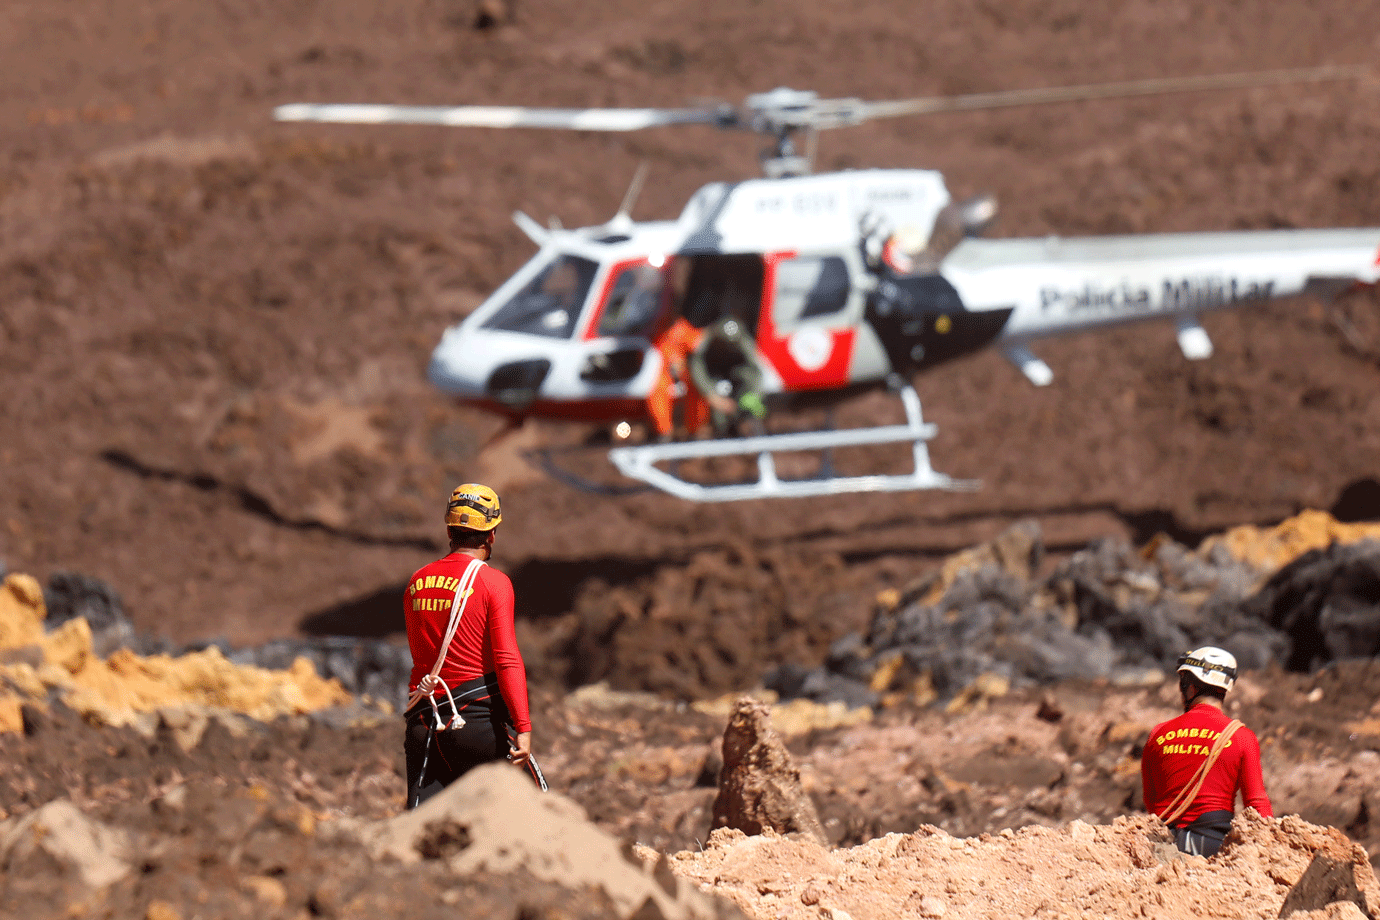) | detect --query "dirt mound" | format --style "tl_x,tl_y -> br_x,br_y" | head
670,810 -> 1377,920
0,768 -> 737,920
